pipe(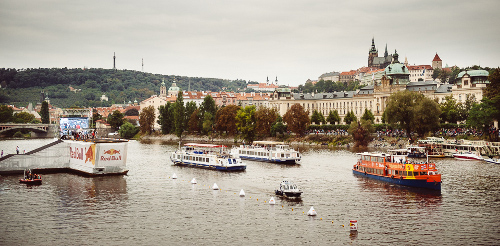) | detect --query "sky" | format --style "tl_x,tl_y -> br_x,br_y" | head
1,0 -> 499,87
